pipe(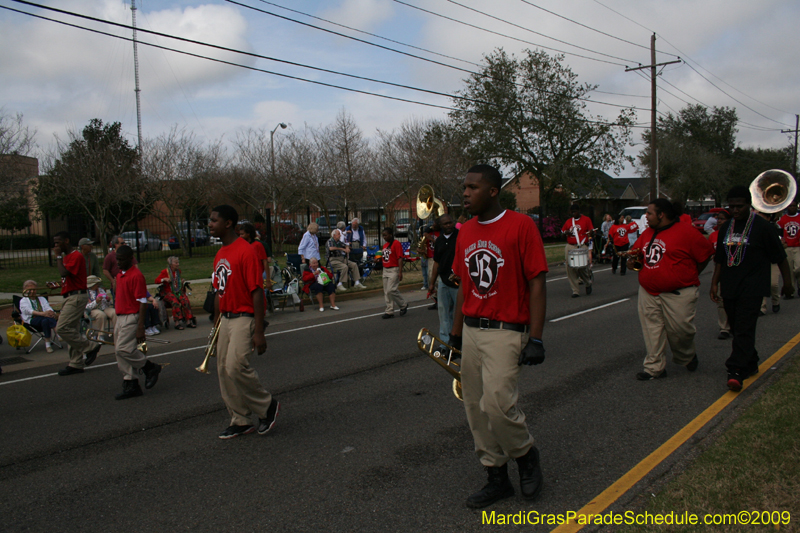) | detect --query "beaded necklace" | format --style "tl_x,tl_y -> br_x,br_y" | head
725,211 -> 755,267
